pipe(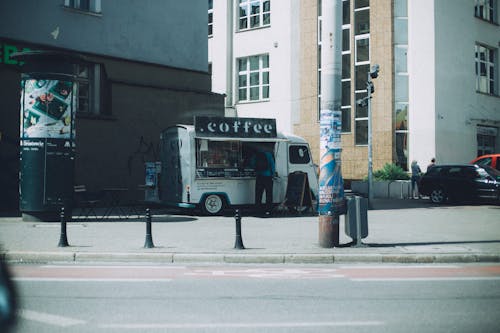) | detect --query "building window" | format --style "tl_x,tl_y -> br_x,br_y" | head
477,126 -> 498,157
394,0 -> 409,170
238,0 -> 271,30
75,63 -> 105,115
475,43 -> 497,95
341,0 -> 351,133
354,0 -> 369,145
208,0 -> 214,37
64,0 -> 101,13
317,2 -> 322,121
355,36 -> 369,64
395,103 -> 408,170
354,1 -> 369,34
237,54 -> 270,102
475,0 -> 498,23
